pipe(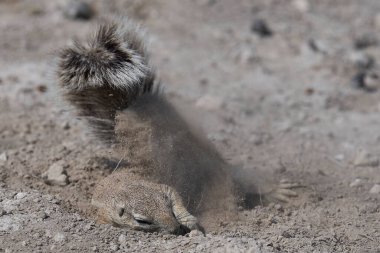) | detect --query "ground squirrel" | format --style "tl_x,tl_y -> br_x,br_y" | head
56,19 -> 299,234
